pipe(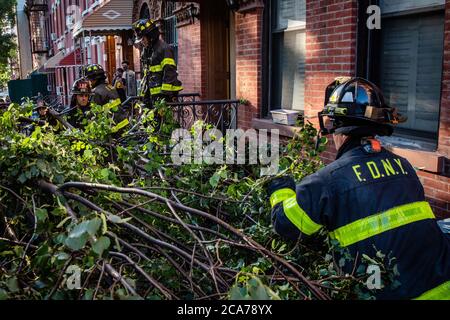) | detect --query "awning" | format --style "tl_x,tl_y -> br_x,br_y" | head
58,48 -> 84,67
73,0 -> 133,37
43,50 -> 64,69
